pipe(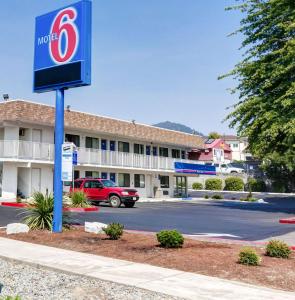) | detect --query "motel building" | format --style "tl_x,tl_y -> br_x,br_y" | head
0,100 -> 205,201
